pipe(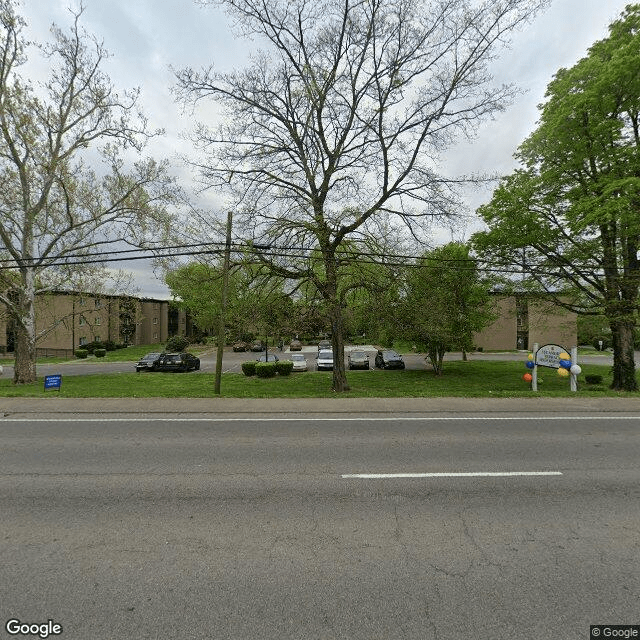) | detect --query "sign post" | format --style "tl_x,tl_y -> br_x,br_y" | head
528,344 -> 579,393
44,374 -> 62,392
